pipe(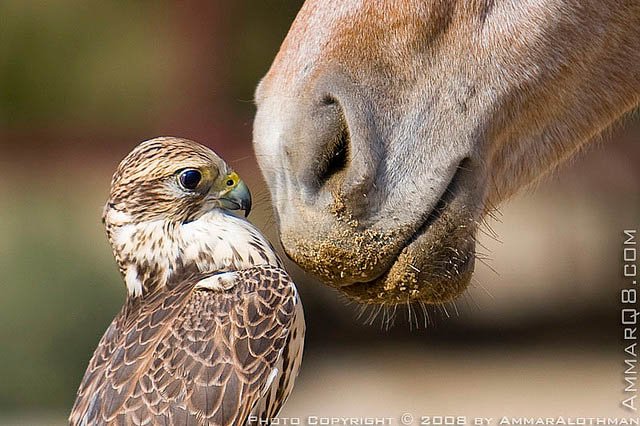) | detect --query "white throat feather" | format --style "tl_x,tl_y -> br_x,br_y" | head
107,209 -> 281,297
